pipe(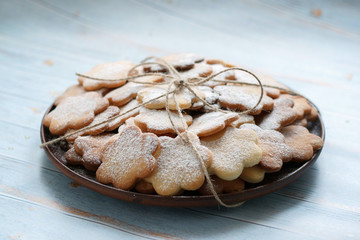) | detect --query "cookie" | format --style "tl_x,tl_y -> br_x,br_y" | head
234,74 -> 289,98
71,134 -> 114,171
43,92 -> 109,135
78,61 -> 135,91
280,94 -> 312,120
204,60 -> 236,87
146,132 -> 212,196
133,108 -> 192,135
54,84 -> 86,106
137,85 -> 205,110
201,127 -> 262,180
96,126 -> 160,190
240,124 -> 292,172
134,180 -> 156,194
144,53 -> 204,72
65,105 -> 120,142
179,62 -> 213,79
105,75 -> 164,107
257,97 -> 297,131
198,176 -> 245,195
189,86 -> 219,110
65,144 -> 83,166
292,118 -> 308,127
189,111 -> 239,137
215,85 -> 274,115
281,125 -> 323,162
108,100 -> 141,131
305,107 -> 319,121
206,59 -> 235,68
230,114 -> 255,127
240,165 -> 266,183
